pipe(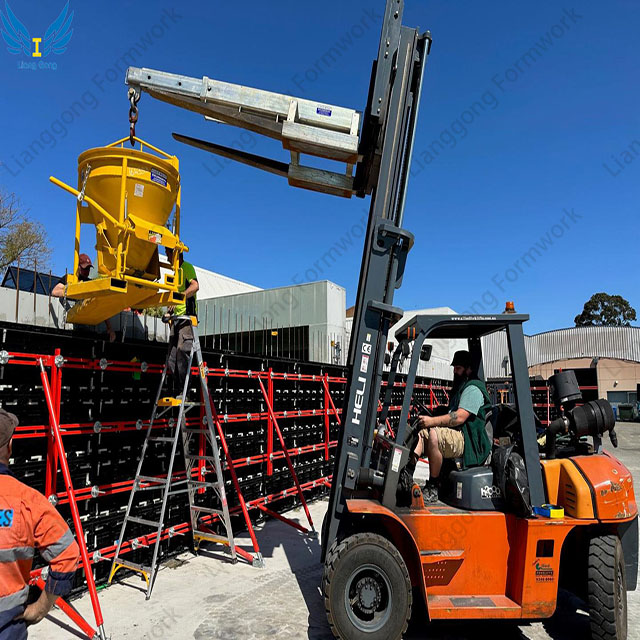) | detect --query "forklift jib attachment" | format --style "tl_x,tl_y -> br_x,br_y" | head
125,67 -> 361,198
49,136 -> 188,325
